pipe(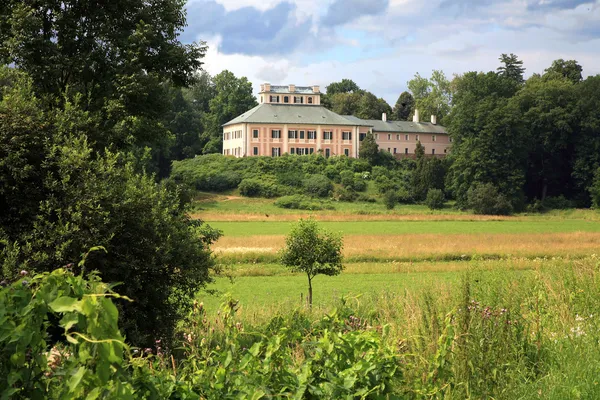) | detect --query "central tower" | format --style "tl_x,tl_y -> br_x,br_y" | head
259,83 -> 321,106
